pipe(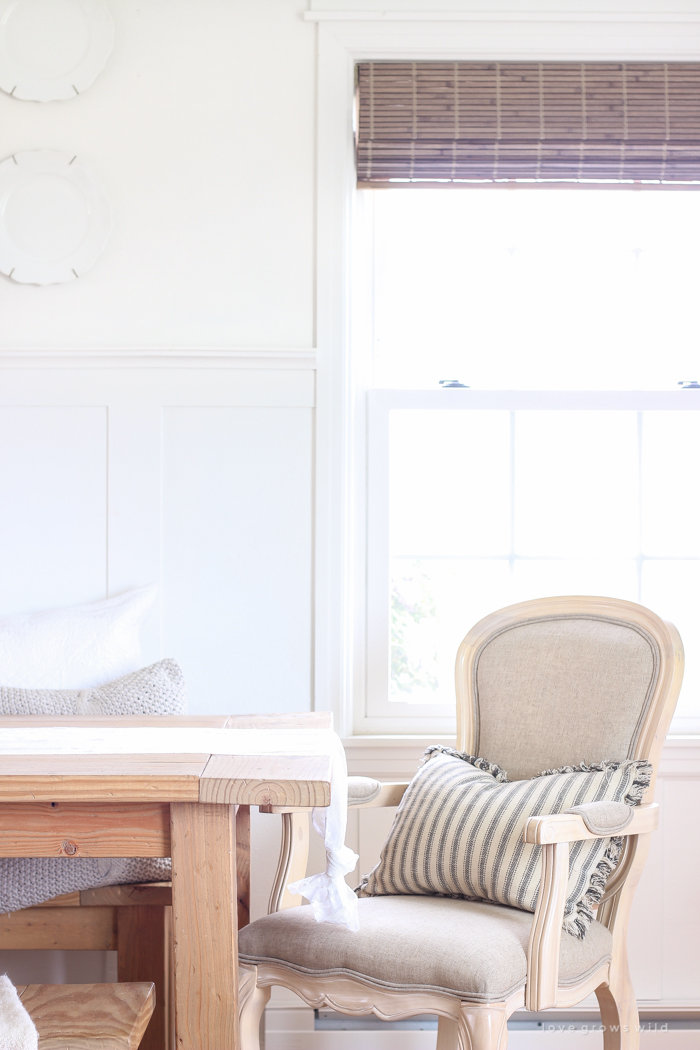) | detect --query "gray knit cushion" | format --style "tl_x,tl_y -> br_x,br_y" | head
0,858 -> 171,914
0,660 -> 185,912
357,748 -> 651,938
239,897 -> 612,1003
0,659 -> 186,716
